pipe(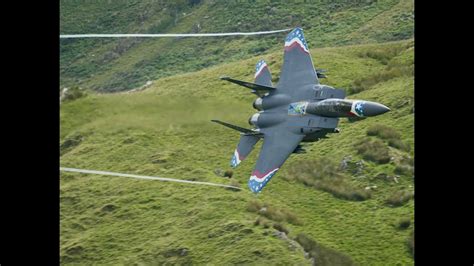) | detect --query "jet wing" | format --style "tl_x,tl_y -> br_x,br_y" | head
211,119 -> 254,134
248,130 -> 304,193
277,27 -> 319,91
220,76 -> 276,91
